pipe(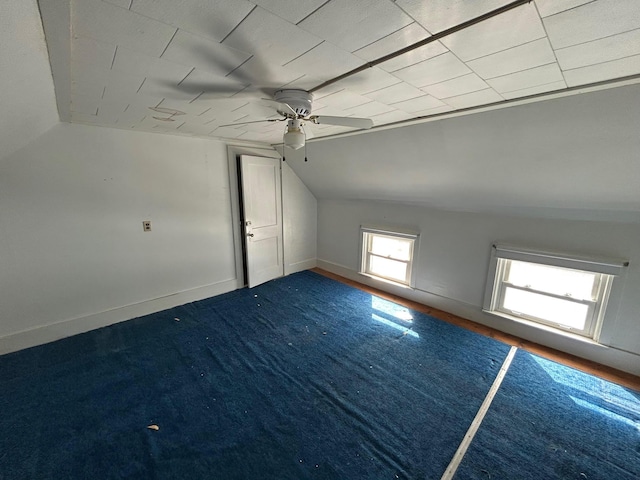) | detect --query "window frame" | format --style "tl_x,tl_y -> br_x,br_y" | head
359,227 -> 419,287
483,244 -> 627,340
